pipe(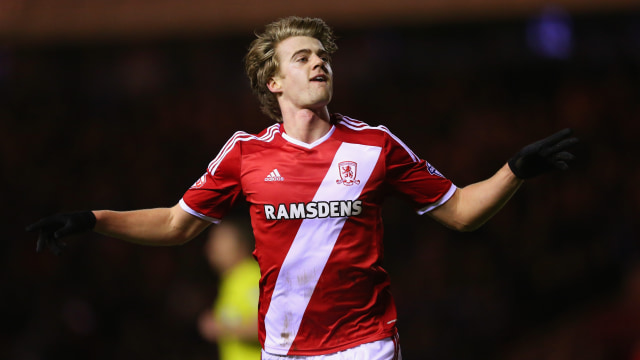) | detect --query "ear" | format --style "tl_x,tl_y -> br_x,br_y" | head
267,77 -> 282,94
